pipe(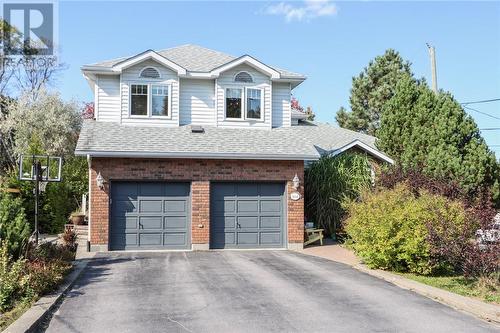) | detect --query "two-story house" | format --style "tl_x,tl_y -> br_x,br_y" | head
76,44 -> 392,252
